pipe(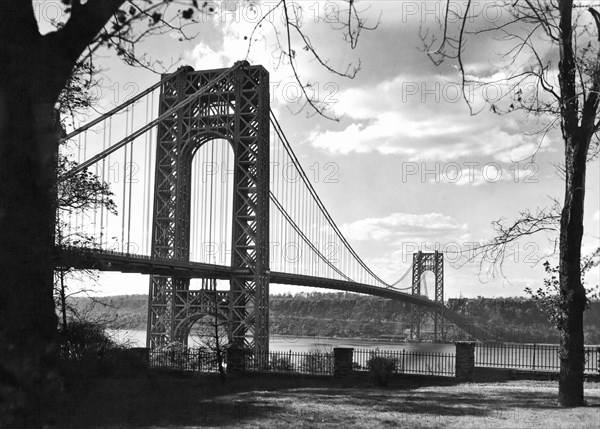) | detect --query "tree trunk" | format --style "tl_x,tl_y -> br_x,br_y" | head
0,89 -> 61,428
0,1 -> 126,426
558,130 -> 588,407
0,20 -> 70,421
